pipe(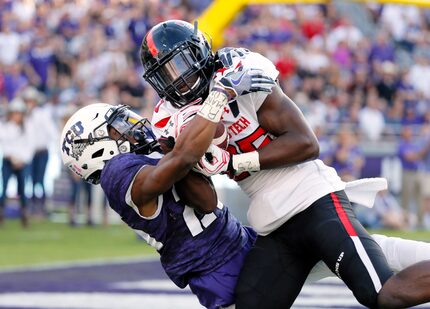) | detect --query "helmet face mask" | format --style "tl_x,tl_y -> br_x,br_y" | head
141,20 -> 215,108
61,104 -> 156,184
105,107 -> 157,155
